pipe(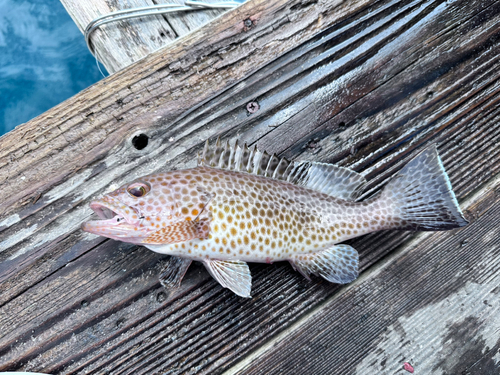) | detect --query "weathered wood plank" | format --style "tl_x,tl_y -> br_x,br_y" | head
60,0 -> 178,73
60,0 -> 230,73
228,175 -> 500,375
155,0 -> 231,37
0,0 -> 499,373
